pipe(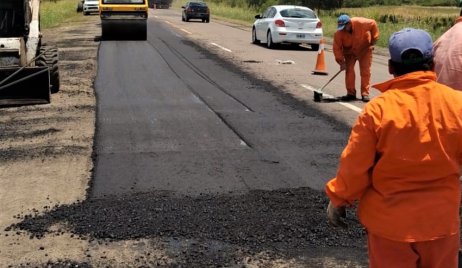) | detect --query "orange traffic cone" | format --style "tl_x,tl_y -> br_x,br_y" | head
312,38 -> 328,75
